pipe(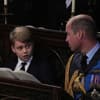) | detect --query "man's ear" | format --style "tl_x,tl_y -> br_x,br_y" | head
11,45 -> 15,53
77,31 -> 84,40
